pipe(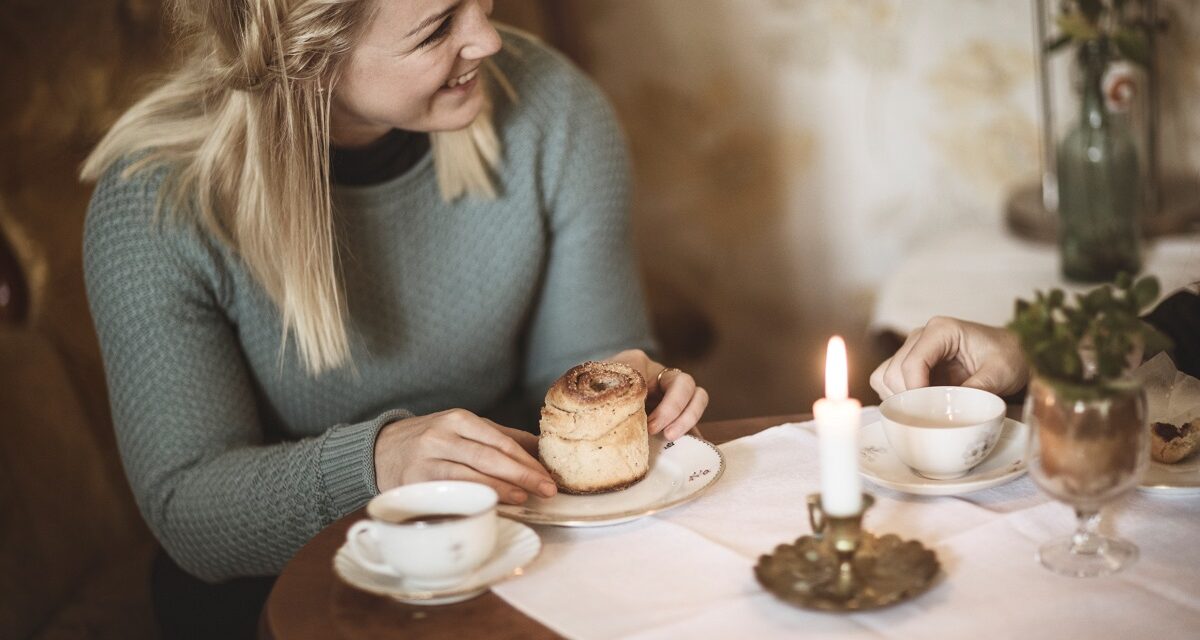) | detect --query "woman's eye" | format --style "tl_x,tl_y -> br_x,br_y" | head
418,16 -> 454,48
